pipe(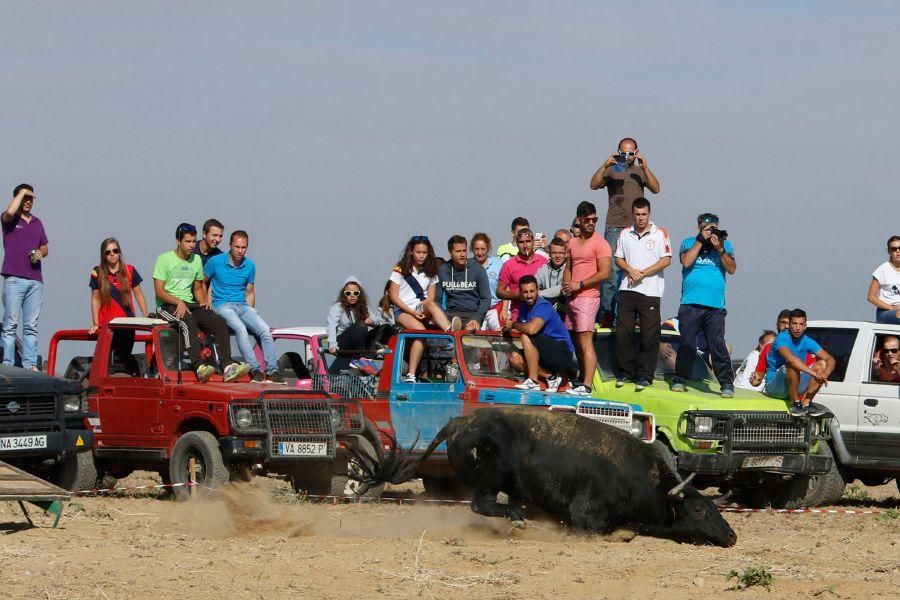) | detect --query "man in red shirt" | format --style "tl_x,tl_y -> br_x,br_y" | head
496,229 -> 548,323
562,201 -> 612,396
